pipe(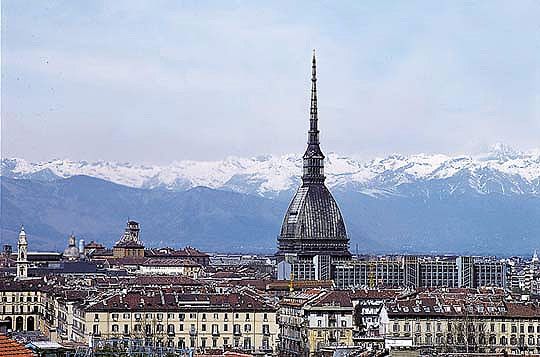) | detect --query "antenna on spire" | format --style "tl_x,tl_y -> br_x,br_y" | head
302,50 -> 325,185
